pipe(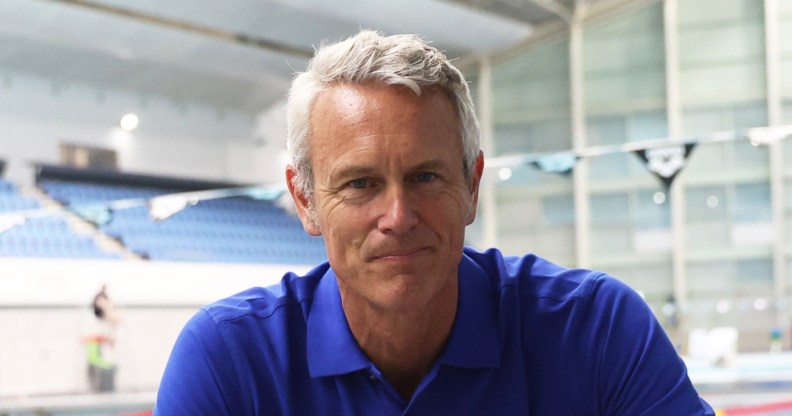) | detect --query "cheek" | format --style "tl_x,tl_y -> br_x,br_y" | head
321,206 -> 369,251
434,187 -> 473,217
421,199 -> 468,235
